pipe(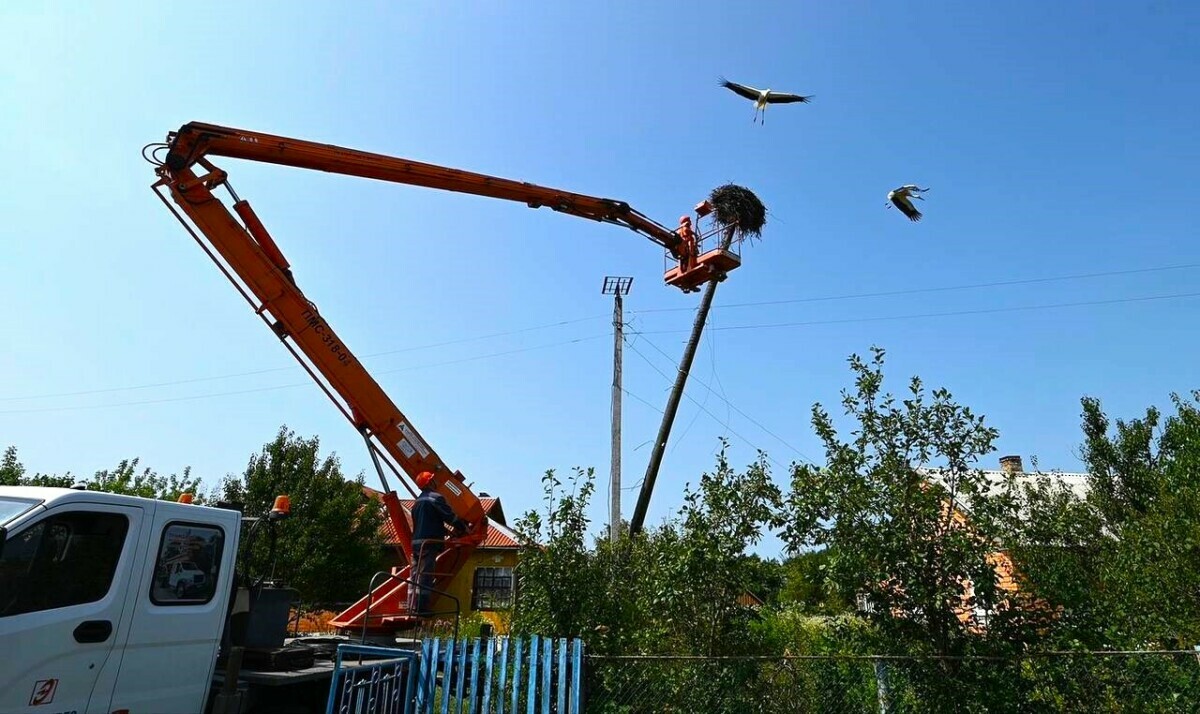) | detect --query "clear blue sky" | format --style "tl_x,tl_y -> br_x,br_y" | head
2,2 -> 1197,554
